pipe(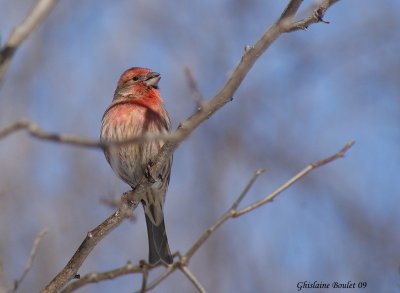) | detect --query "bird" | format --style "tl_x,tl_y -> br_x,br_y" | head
100,67 -> 173,265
